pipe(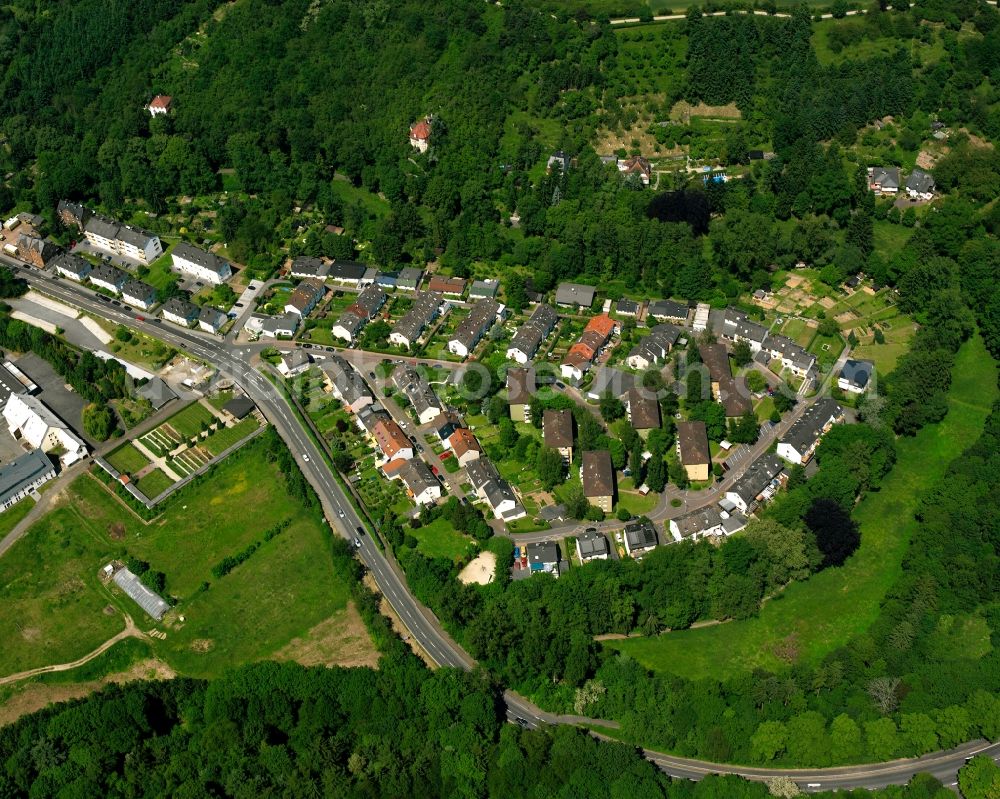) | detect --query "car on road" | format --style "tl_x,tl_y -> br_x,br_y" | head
302,343 -> 312,348
555,381 -> 565,389
338,510 -> 345,518
152,319 -> 161,324
353,538 -> 362,548
302,453 -> 310,462
368,372 -> 376,379
325,347 -> 335,352
515,717 -> 530,727
111,300 -> 120,306
135,315 -> 145,322
97,295 -> 109,302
